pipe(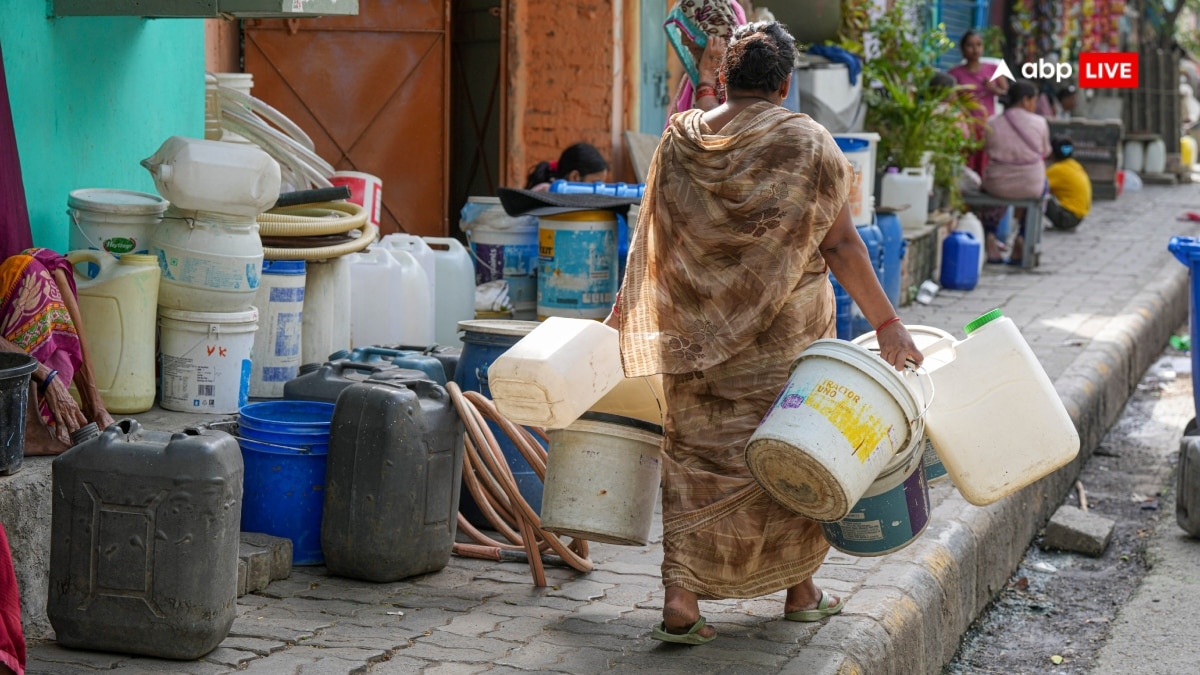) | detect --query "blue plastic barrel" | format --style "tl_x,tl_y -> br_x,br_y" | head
851,223 -> 885,337
456,320 -> 547,524
239,437 -> 328,565
828,274 -> 853,341
940,231 -> 982,290
876,212 -> 905,307
1170,236 -> 1200,418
